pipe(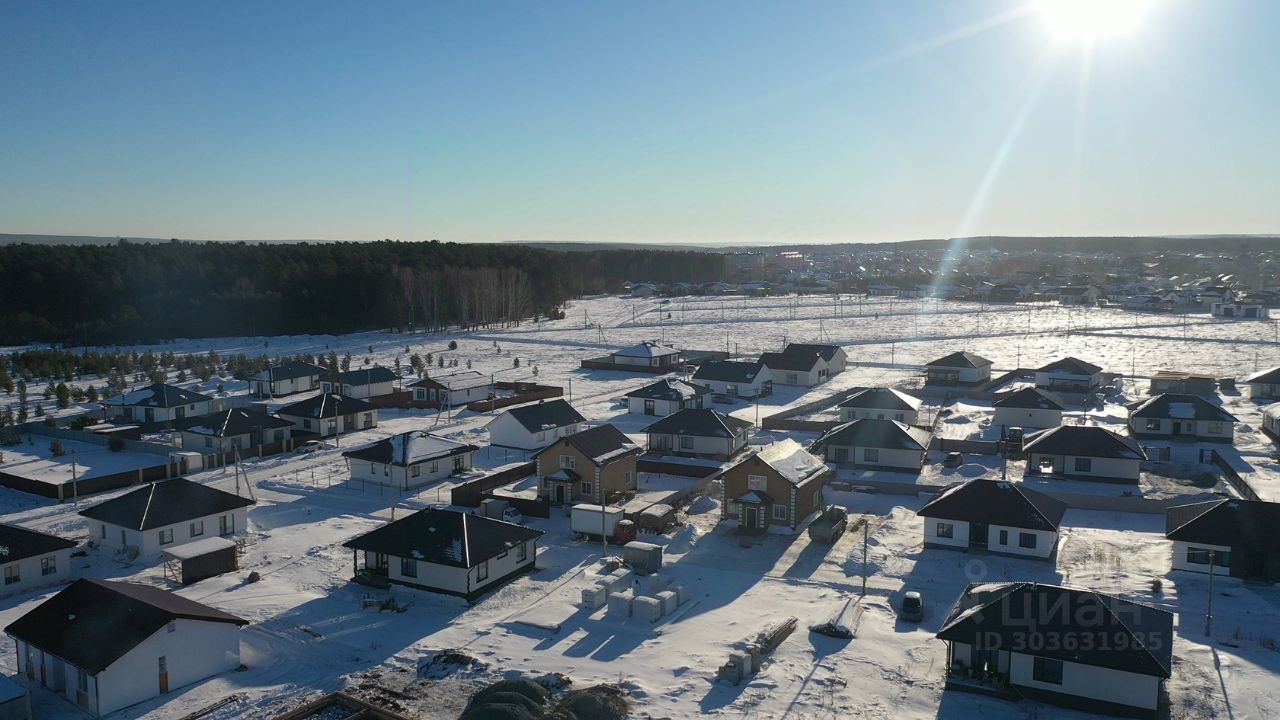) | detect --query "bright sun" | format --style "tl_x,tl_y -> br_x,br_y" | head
1036,0 -> 1155,41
